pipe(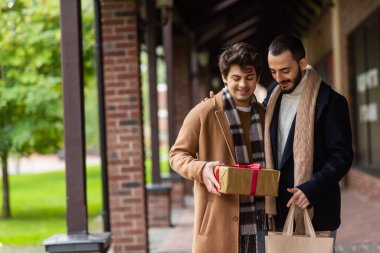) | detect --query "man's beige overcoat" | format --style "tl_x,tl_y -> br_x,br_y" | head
169,91 -> 265,253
